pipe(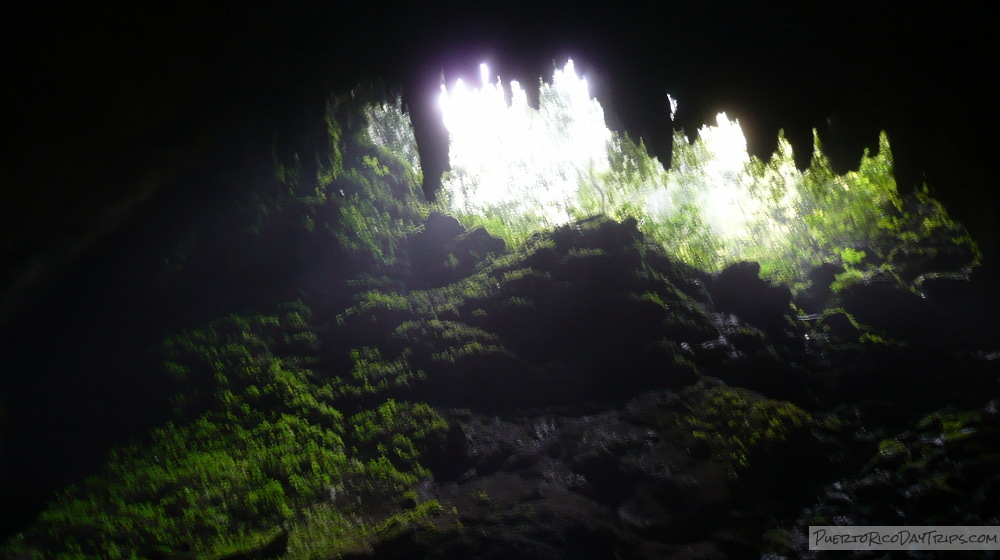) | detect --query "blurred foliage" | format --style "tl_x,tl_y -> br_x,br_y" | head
285,498 -> 453,559
438,81 -> 979,292
615,131 -> 978,290
155,87 -> 430,322
282,89 -> 428,272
